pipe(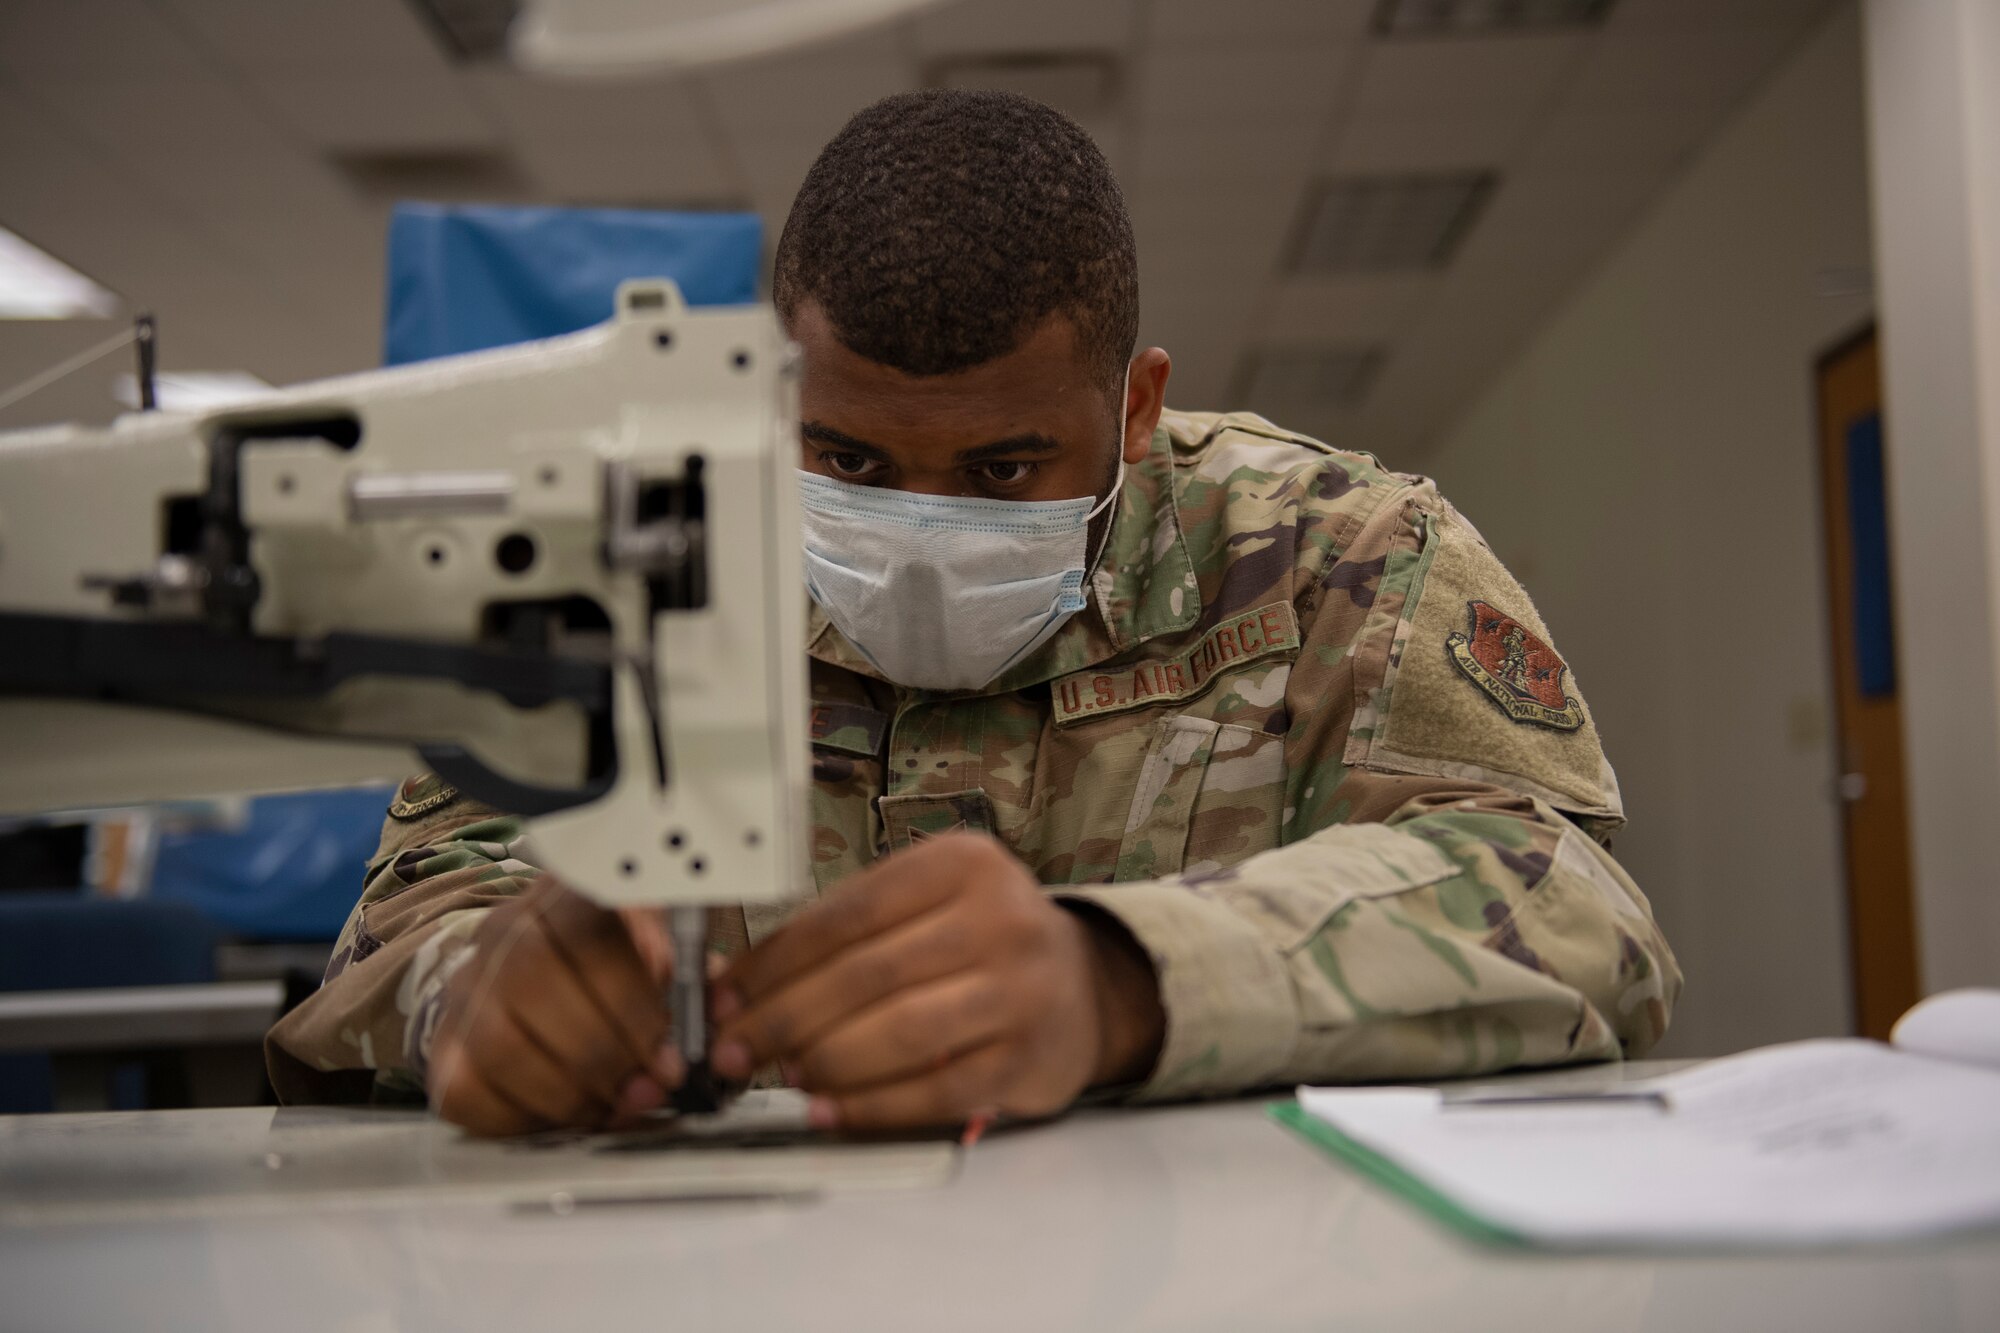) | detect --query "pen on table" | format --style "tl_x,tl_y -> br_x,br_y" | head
1439,1089 -> 1673,1112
